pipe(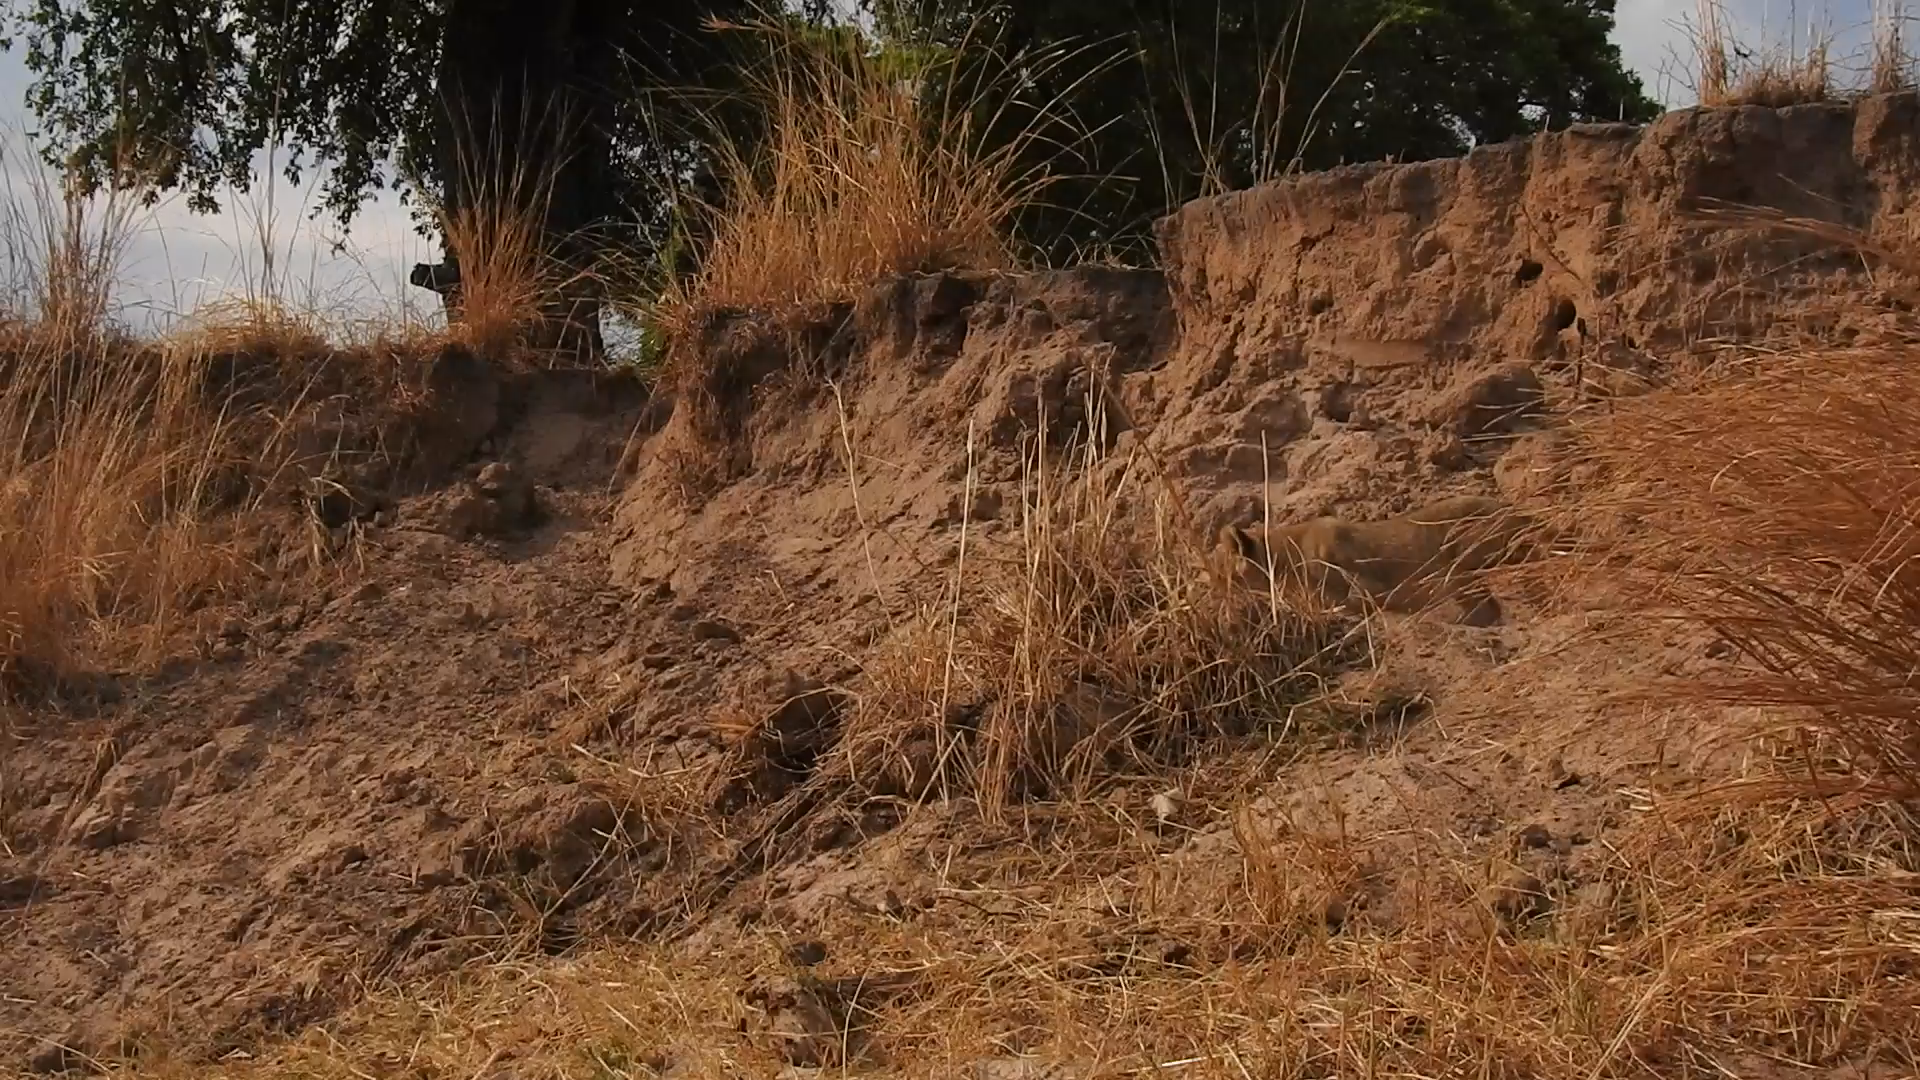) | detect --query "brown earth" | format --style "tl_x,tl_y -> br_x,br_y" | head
6,95 -> 1920,1074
